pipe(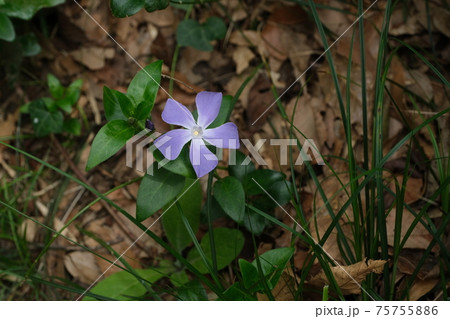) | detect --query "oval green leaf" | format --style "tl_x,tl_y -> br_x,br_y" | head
83,267 -> 170,301
136,163 -> 186,222
86,120 -> 134,170
127,60 -> 162,116
187,227 -> 245,274
228,150 -> 255,182
0,13 -> 15,42
110,0 -> 144,18
243,169 -> 285,195
162,179 -> 202,251
213,176 -> 245,223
